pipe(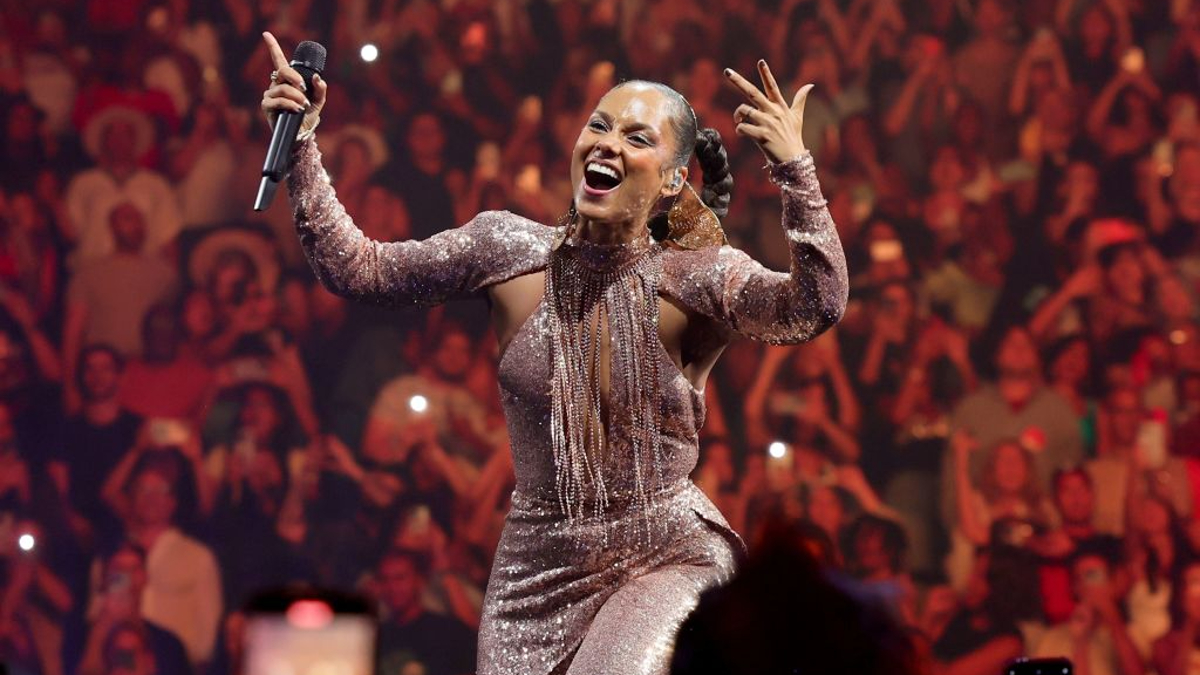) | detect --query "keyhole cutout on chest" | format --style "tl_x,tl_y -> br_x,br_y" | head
556,284 -> 618,464
559,258 -> 660,467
